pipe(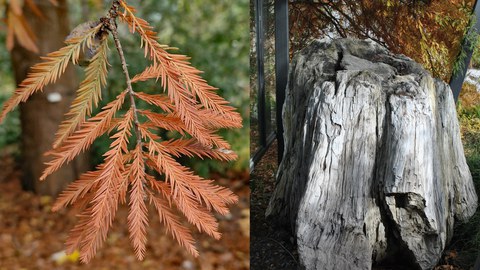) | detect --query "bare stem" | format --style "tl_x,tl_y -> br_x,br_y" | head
105,2 -> 142,147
